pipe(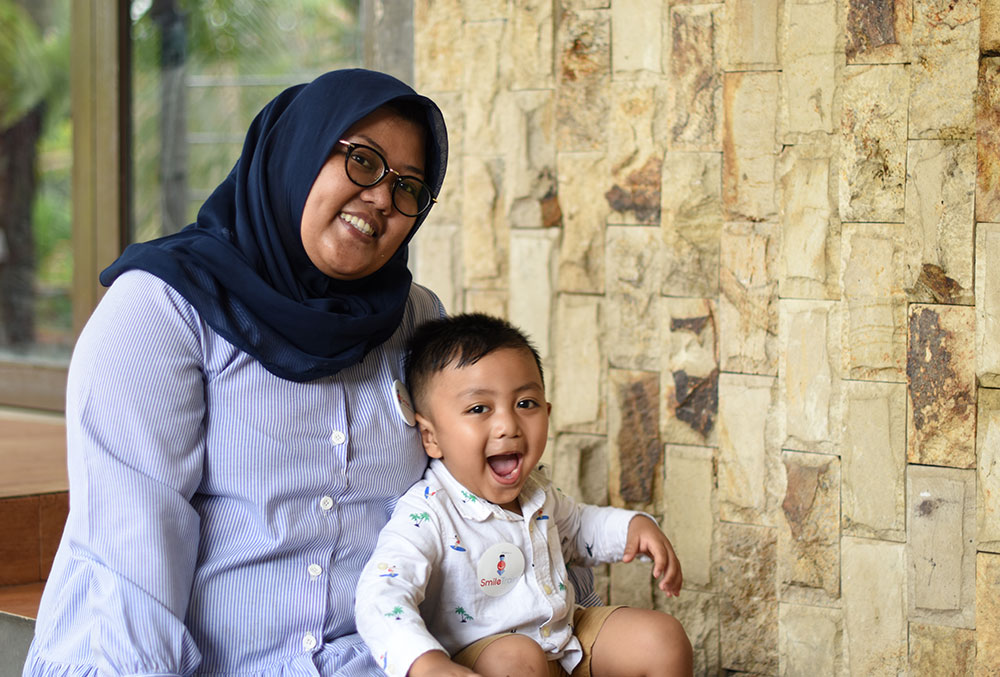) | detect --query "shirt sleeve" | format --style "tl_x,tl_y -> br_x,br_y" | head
547,487 -> 644,567
354,487 -> 449,677
45,272 -> 206,675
